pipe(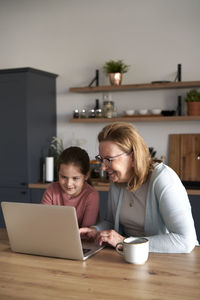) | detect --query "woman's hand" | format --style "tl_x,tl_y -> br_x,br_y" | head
96,229 -> 124,247
79,227 -> 98,241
